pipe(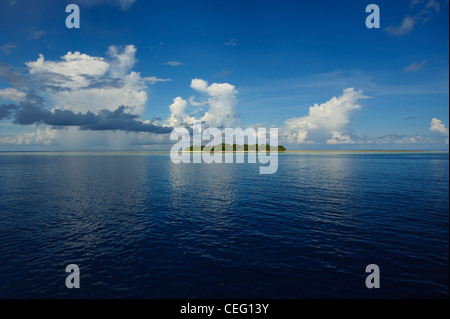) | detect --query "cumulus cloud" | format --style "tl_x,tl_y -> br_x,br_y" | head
0,44 -> 175,149
163,79 -> 240,130
26,51 -> 110,89
25,45 -> 169,115
282,88 -> 368,144
190,79 -> 239,128
430,118 -> 449,144
166,97 -> 194,127
0,88 -> 26,103
107,45 -> 136,78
